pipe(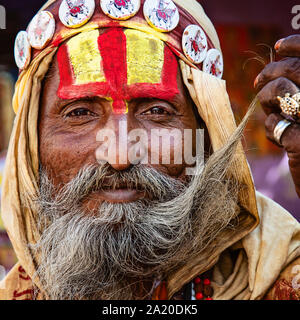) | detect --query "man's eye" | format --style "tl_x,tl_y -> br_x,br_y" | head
66,108 -> 94,117
144,107 -> 170,115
